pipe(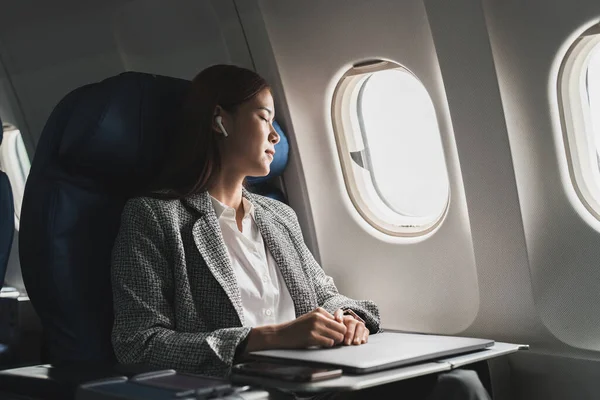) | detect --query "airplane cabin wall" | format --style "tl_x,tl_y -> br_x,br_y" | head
422,0 -> 550,344
243,0 -> 482,335
484,0 -> 600,354
0,0 -> 252,152
238,0 -> 600,398
483,0 -> 600,398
